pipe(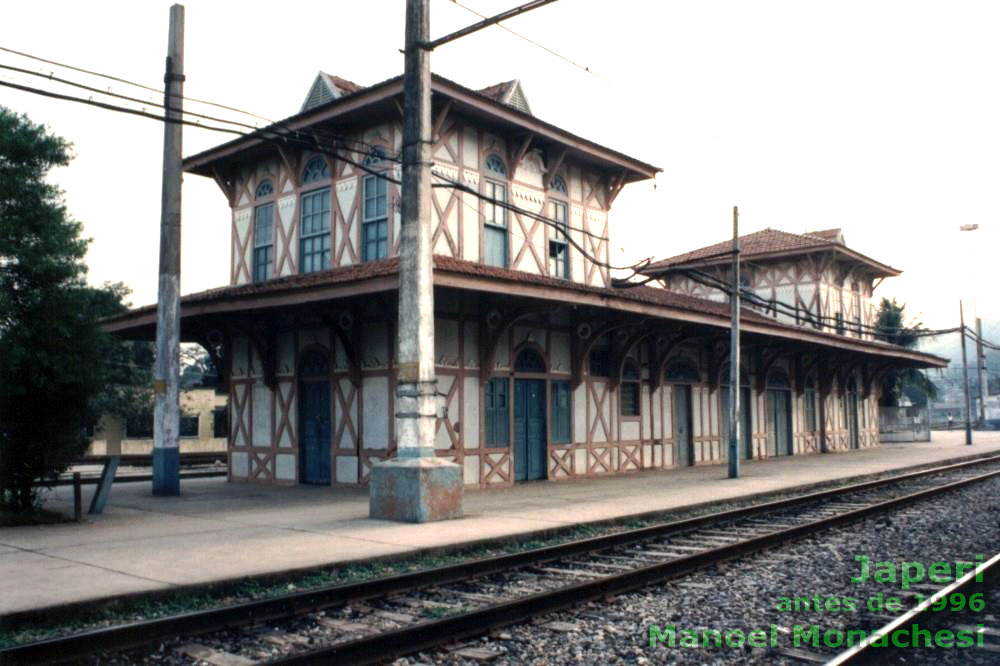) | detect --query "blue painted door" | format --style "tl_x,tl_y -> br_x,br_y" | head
766,389 -> 793,456
514,379 -> 546,481
299,381 -> 331,484
674,384 -> 693,466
